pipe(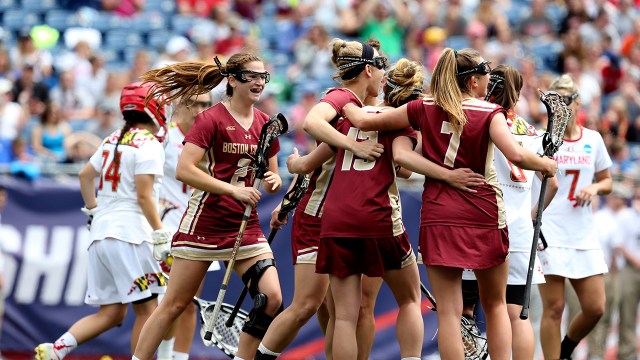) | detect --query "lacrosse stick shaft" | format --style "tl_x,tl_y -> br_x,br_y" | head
420,282 -> 437,310
521,176 -> 548,320
204,179 -> 261,341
